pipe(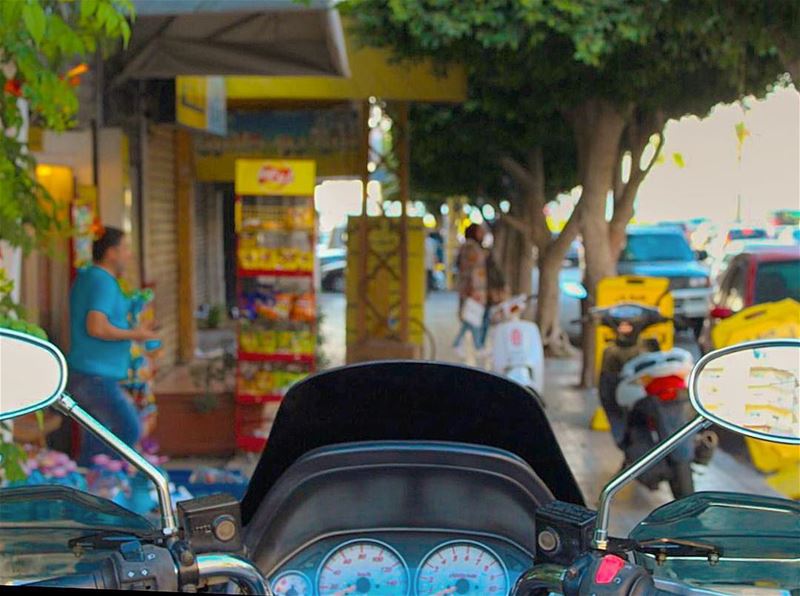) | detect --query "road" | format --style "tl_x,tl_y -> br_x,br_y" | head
318,290 -> 777,536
